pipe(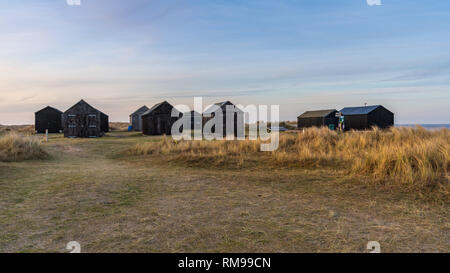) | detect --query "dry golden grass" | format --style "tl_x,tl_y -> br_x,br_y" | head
0,125 -> 35,135
0,133 -> 47,162
130,127 -> 449,192
1,132 -> 448,252
109,122 -> 130,132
